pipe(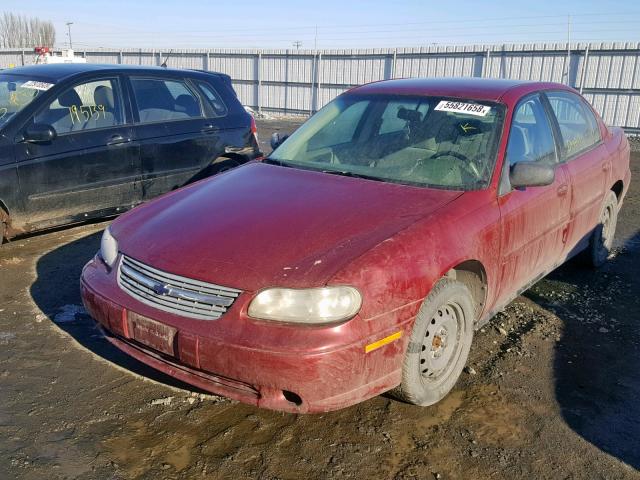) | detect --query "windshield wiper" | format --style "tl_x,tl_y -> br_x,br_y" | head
320,169 -> 385,182
263,157 -> 292,167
